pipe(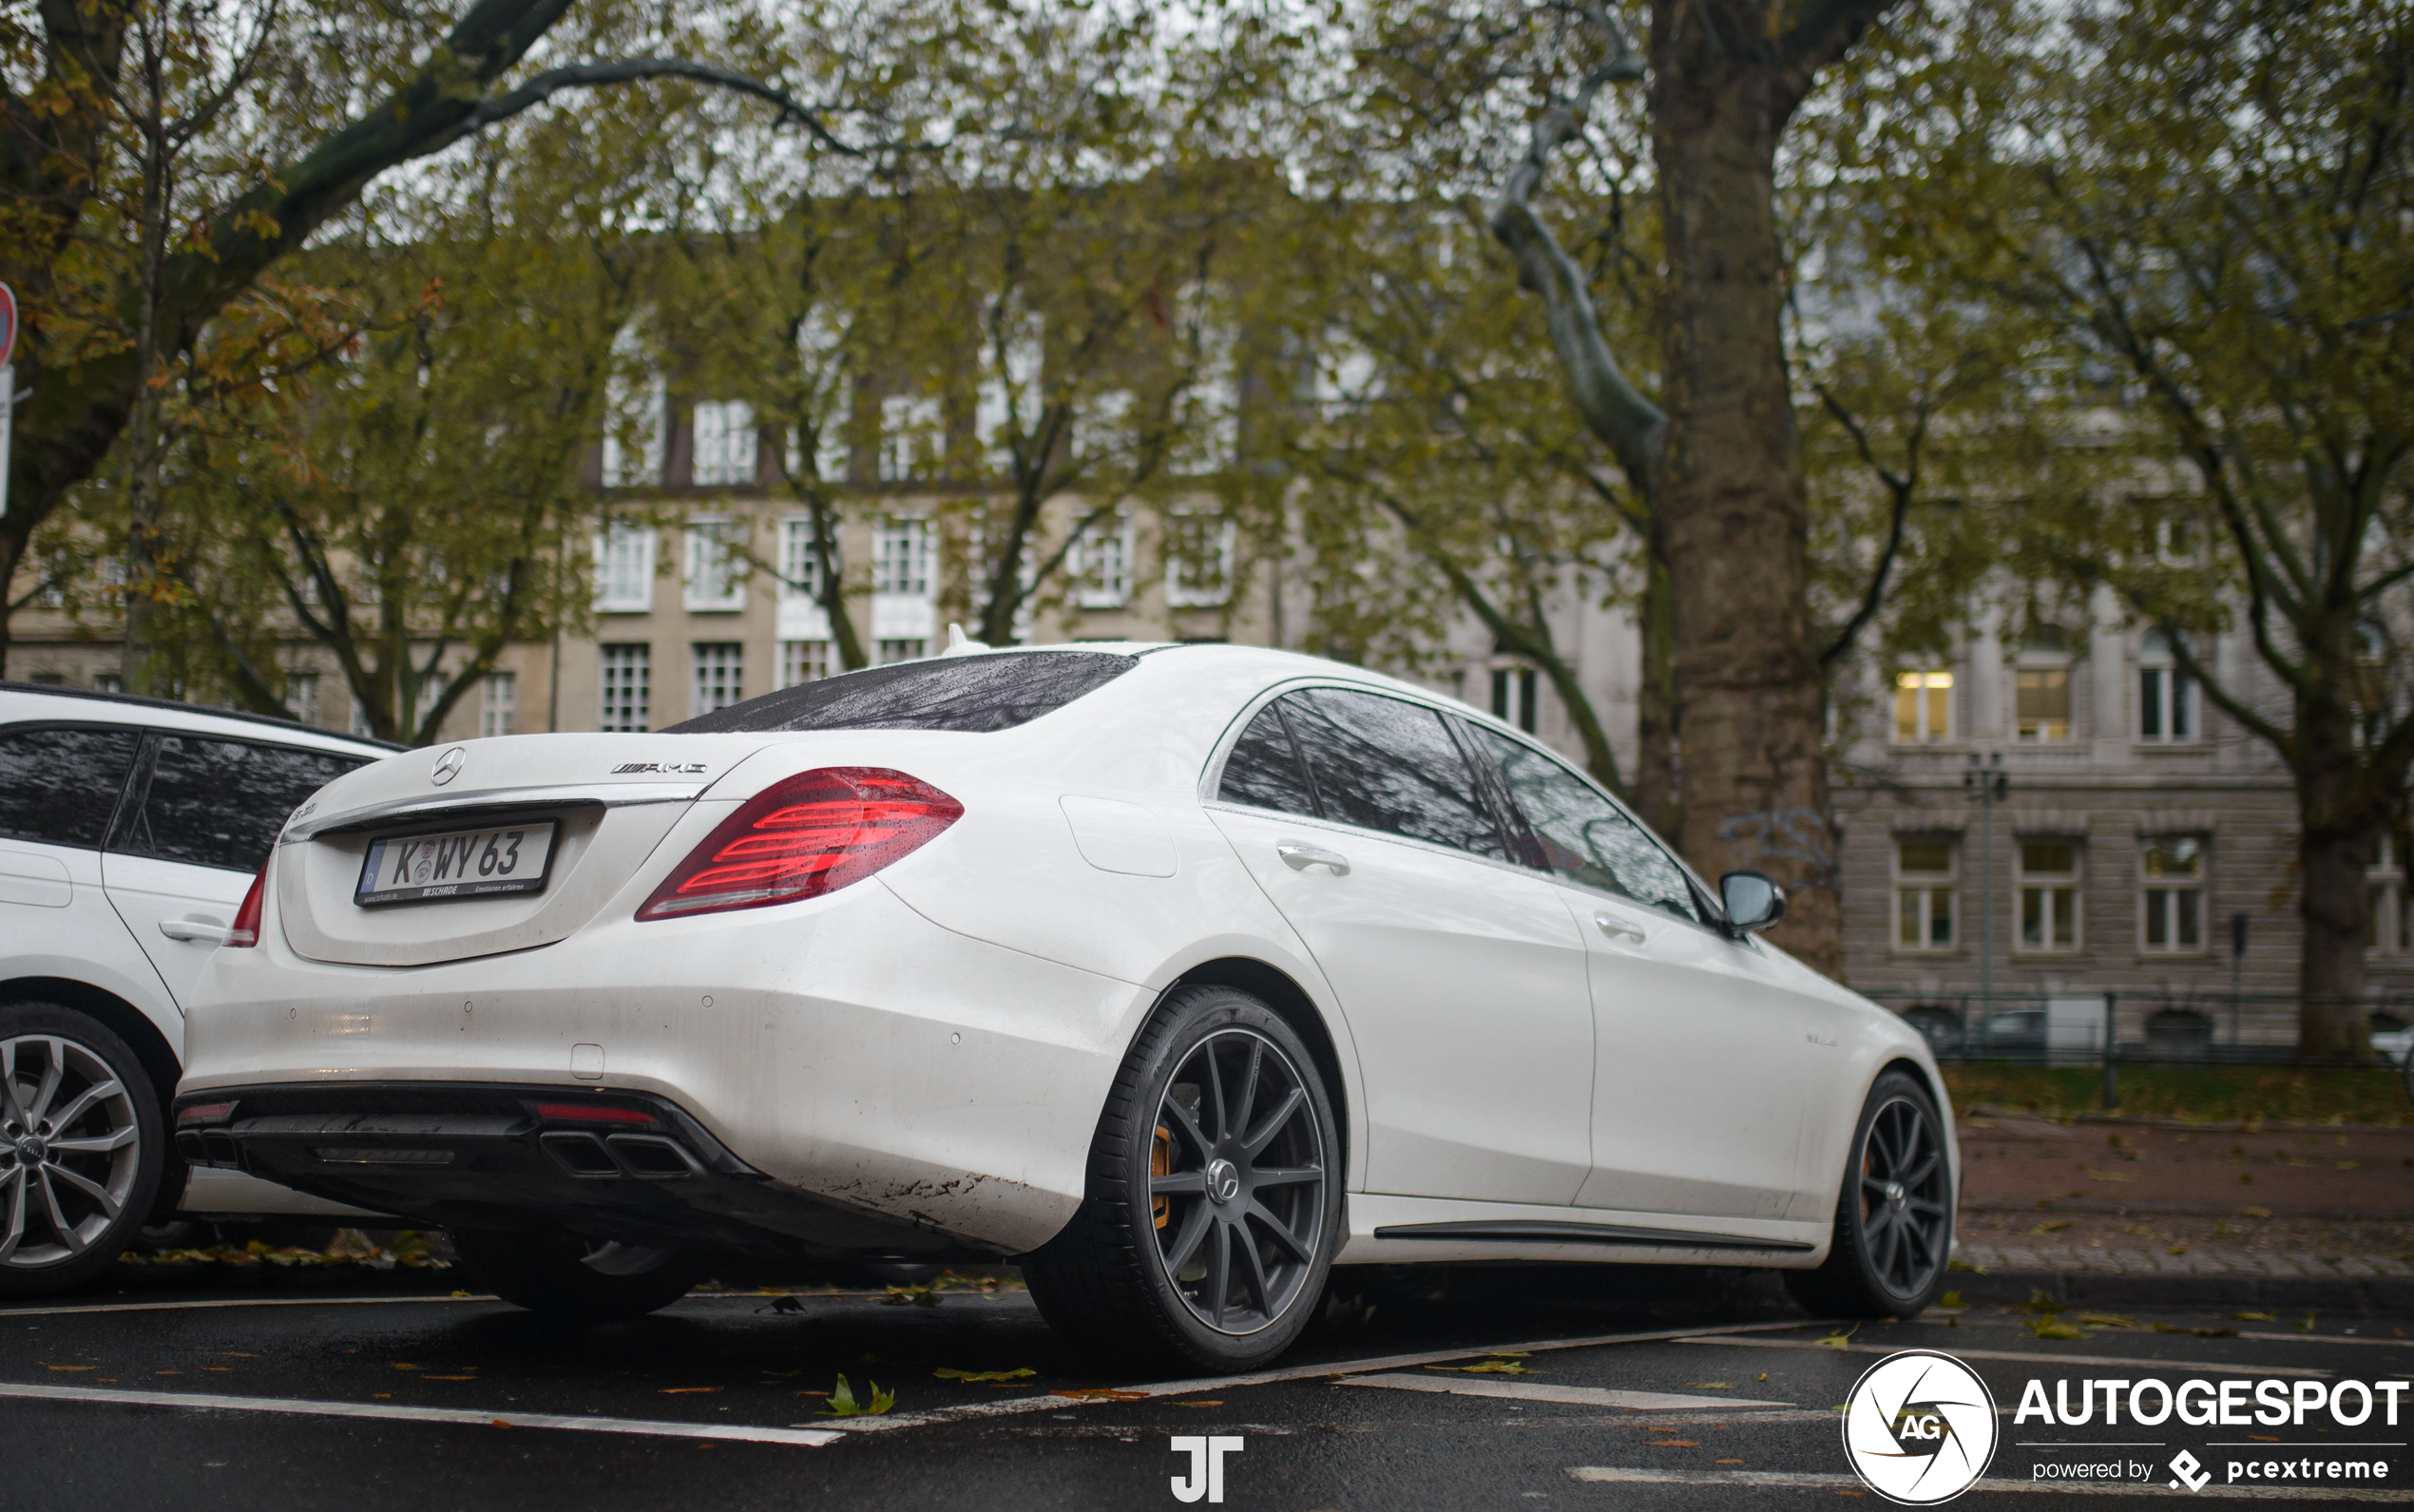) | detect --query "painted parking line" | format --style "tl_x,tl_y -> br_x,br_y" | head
1336,1373 -> 1791,1410
0,1381 -> 843,1446
1916,1321 -> 2414,1352
829,1317 -> 1832,1434
0,1294 -> 492,1321
1675,1335 -> 2335,1378
1566,1466 -> 2414,1500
